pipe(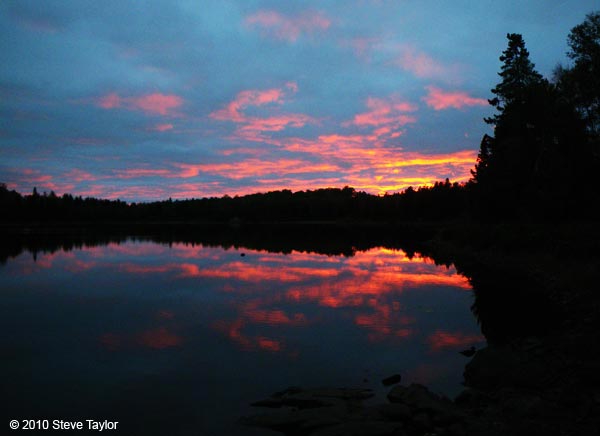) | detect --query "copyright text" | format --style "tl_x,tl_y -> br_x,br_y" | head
9,419 -> 118,431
